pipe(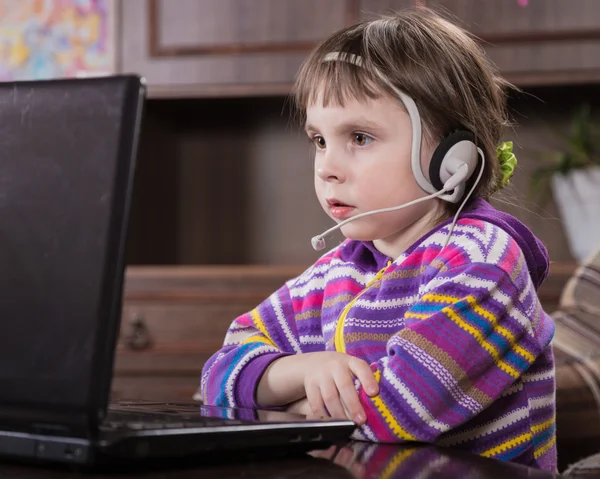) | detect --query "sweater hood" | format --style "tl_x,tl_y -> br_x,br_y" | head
339,198 -> 550,289
460,198 -> 550,289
